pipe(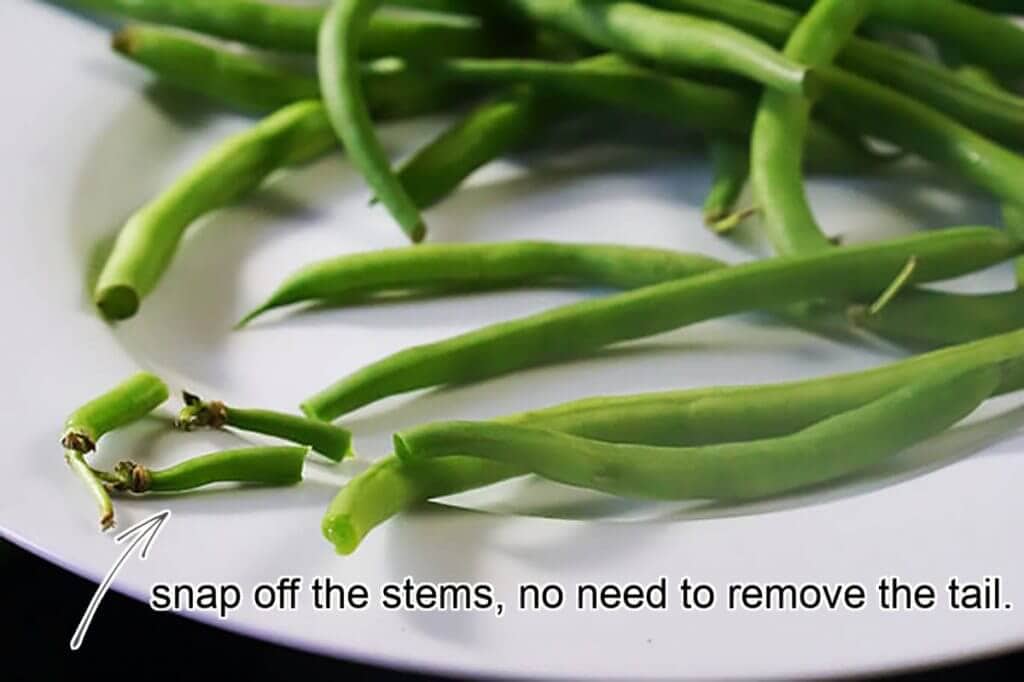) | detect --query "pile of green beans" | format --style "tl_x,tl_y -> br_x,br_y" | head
301,228 -> 1021,421
58,0 -> 1024,551
324,327 -> 1024,553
